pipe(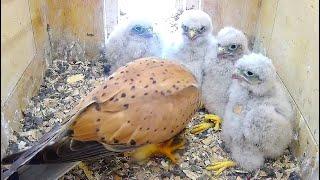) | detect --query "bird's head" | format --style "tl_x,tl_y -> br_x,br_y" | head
178,10 -> 213,42
127,18 -> 155,39
217,27 -> 249,61
232,53 -> 277,95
